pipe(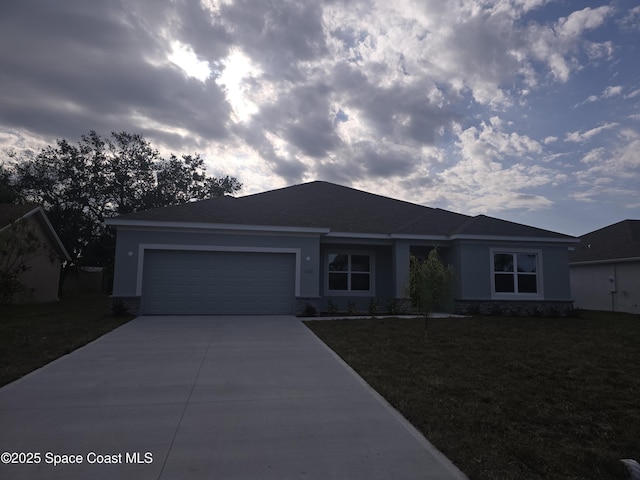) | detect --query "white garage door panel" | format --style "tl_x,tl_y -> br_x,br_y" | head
142,250 -> 296,315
